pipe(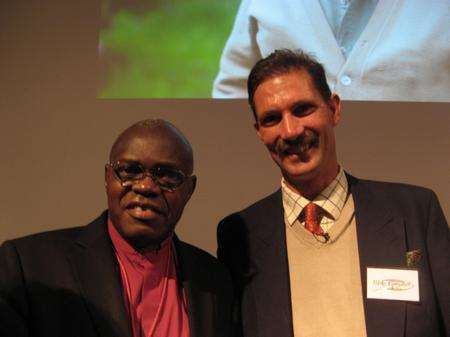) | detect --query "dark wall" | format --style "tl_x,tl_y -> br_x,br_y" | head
1,0 -> 448,254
